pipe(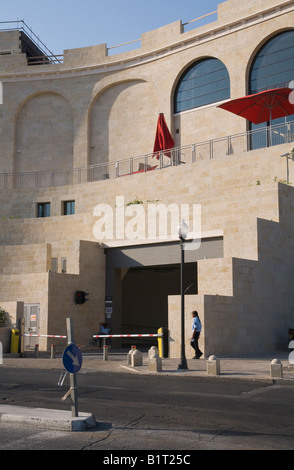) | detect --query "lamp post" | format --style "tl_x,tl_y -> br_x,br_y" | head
177,219 -> 189,370
280,148 -> 294,184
